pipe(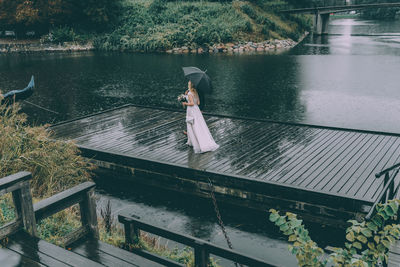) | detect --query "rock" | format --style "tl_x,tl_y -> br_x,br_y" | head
226,43 -> 235,47
256,47 -> 264,52
197,47 -> 204,54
